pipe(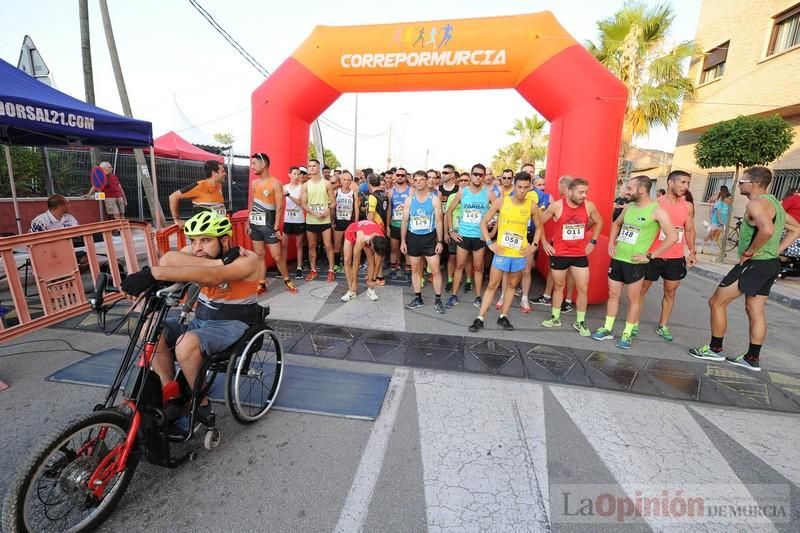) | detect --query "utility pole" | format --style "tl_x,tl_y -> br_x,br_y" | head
352,94 -> 358,171
98,0 -> 165,227
386,124 -> 392,170
78,0 -> 100,169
